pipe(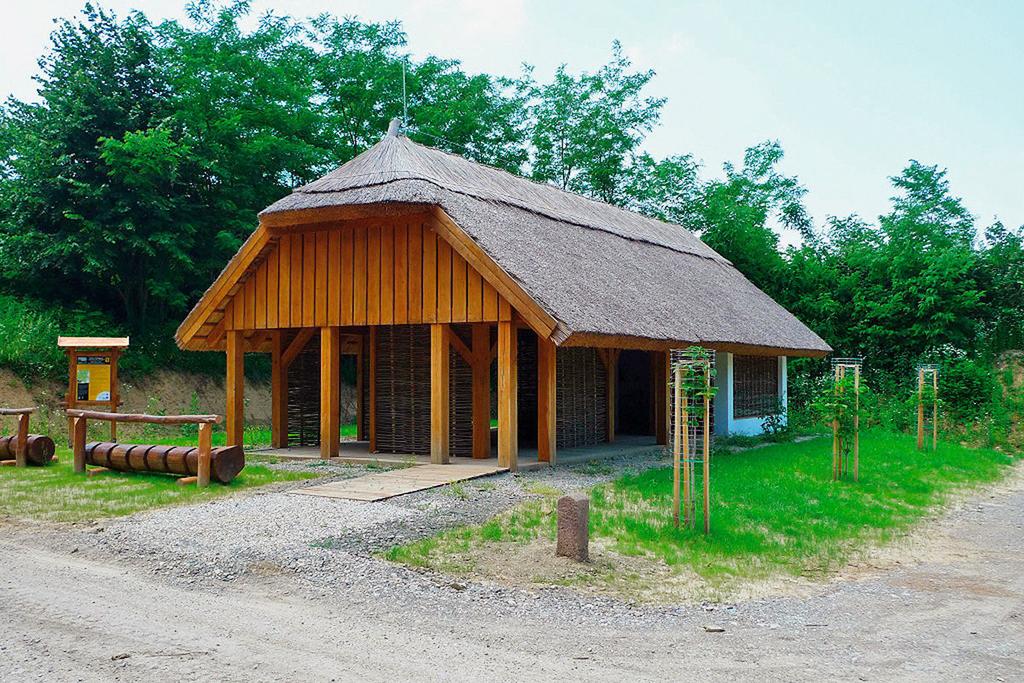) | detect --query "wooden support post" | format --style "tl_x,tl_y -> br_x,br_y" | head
654,351 -> 668,445
932,370 -> 938,450
672,364 -> 682,529
13,413 -> 28,466
430,324 -> 451,464
497,320 -> 518,471
197,422 -> 212,488
271,331 -> 287,449
320,327 -> 341,459
471,324 -> 492,460
109,348 -> 120,441
921,368 -> 929,448
66,348 -> 77,447
72,416 -> 87,473
225,330 -> 245,447
537,335 -> 557,465
368,327 -> 377,453
356,335 -> 365,441
703,362 -> 711,535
